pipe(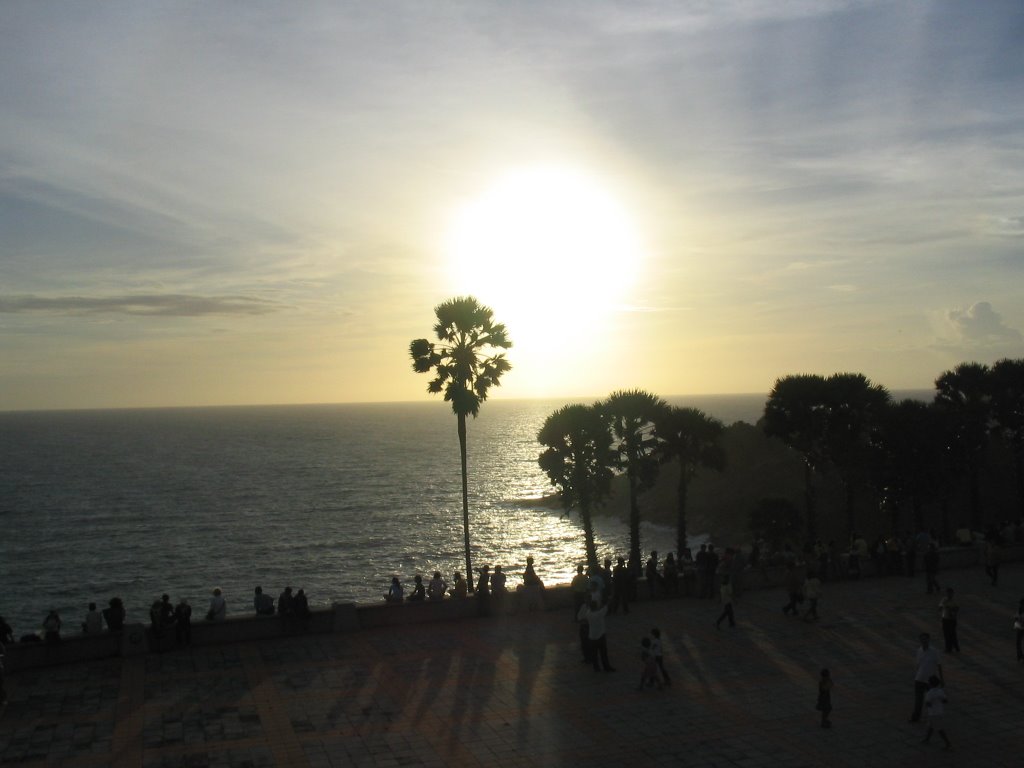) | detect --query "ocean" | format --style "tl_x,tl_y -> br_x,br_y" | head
0,395 -> 766,636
